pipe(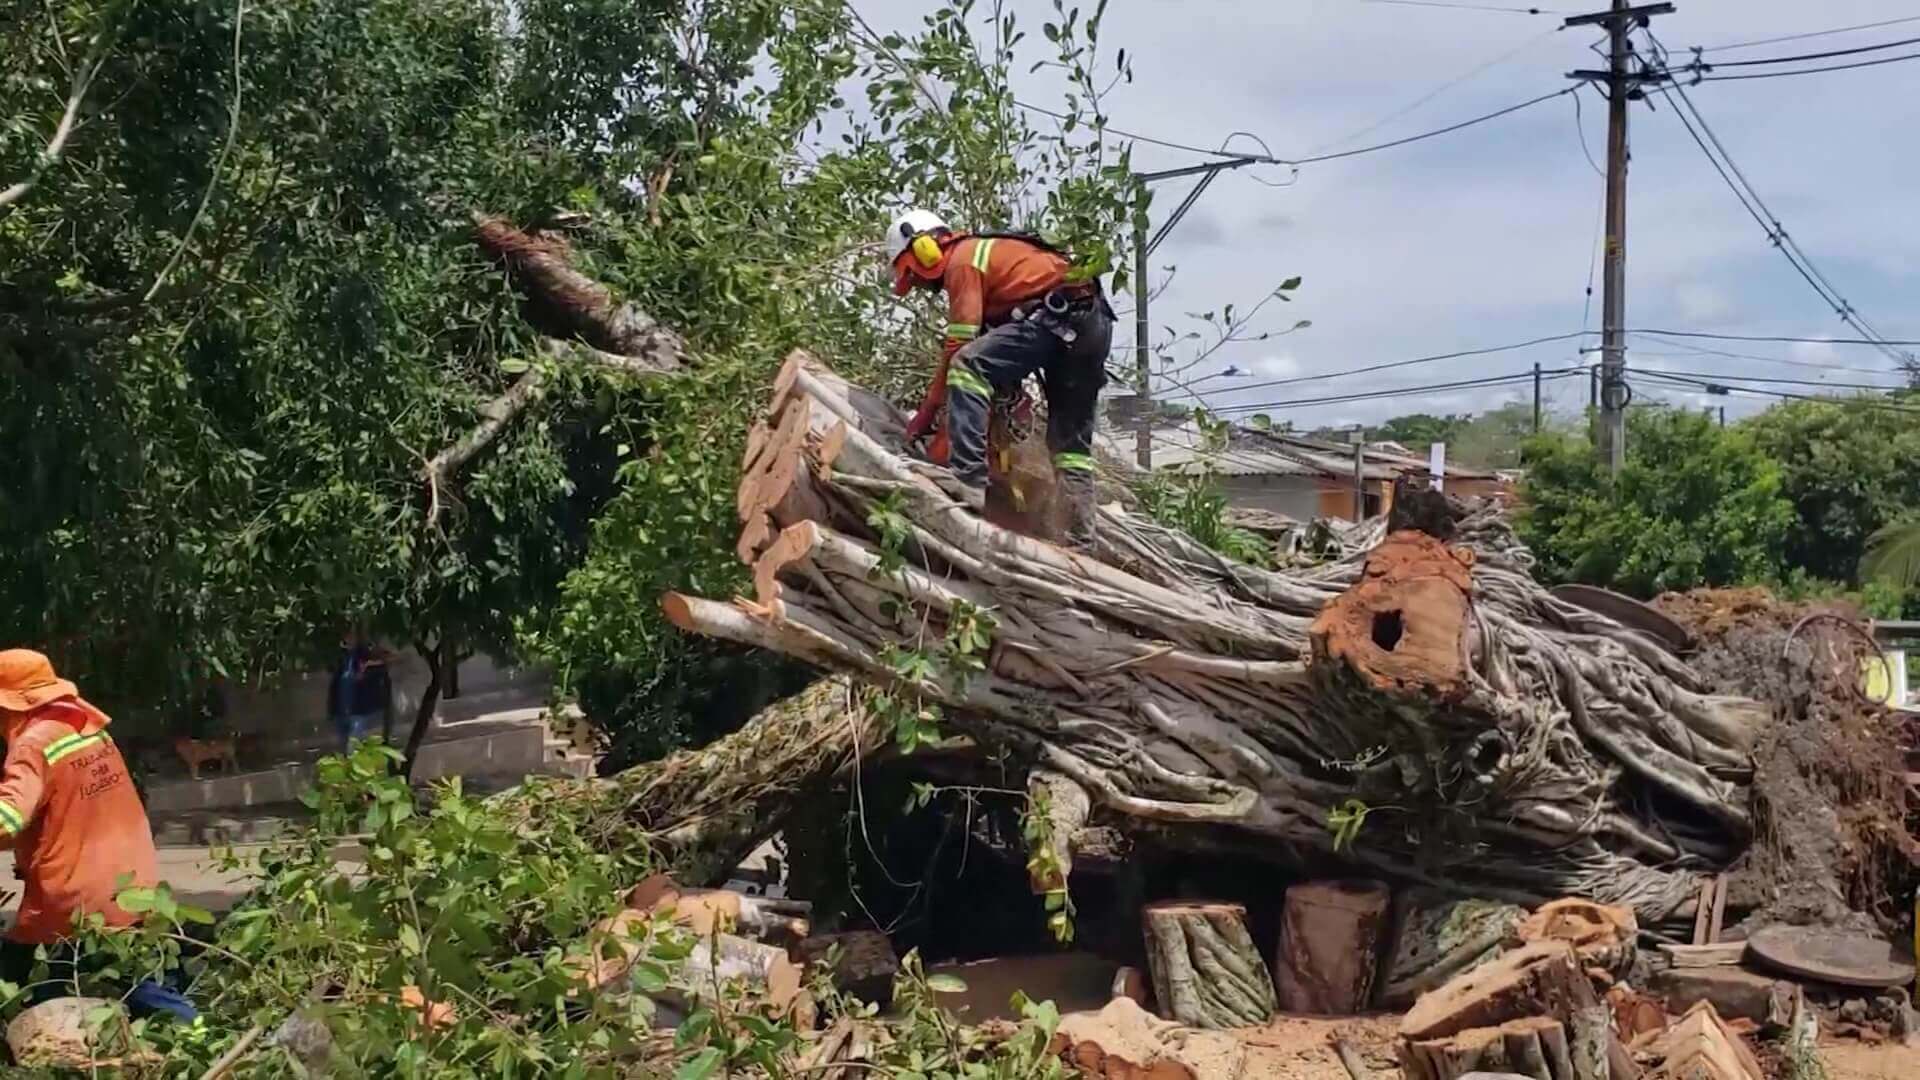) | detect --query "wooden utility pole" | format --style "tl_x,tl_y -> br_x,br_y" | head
1532,361 -> 1543,433
1131,155 -> 1277,471
1566,1 -> 1674,475
1134,211 -> 1152,469
1351,428 -> 1366,522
